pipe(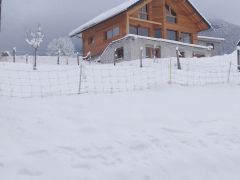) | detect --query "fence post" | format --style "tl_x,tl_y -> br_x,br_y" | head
66,57 -> 69,65
25,54 -> 28,64
114,48 -> 117,66
77,52 -> 80,66
33,48 -> 37,70
153,44 -> 156,63
169,58 -> 172,84
89,52 -> 92,64
78,63 -> 83,94
227,61 -> 232,83
13,47 -> 16,63
140,47 -> 143,68
237,47 -> 240,71
57,50 -> 60,65
176,46 -> 181,70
